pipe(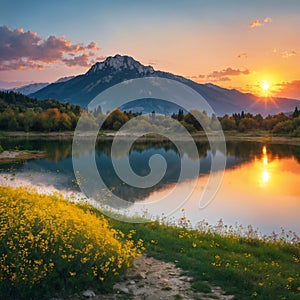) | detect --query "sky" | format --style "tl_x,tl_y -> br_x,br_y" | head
0,0 -> 300,99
